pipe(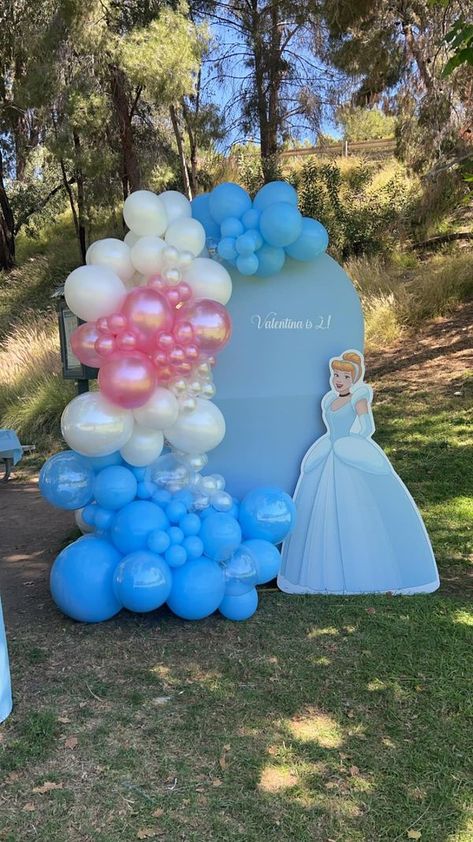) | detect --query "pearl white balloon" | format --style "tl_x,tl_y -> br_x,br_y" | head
130,236 -> 166,276
64,265 -> 127,322
120,424 -> 164,467
165,218 -> 206,257
124,230 -> 140,248
159,190 -> 192,224
86,238 -> 134,283
164,398 -> 225,454
75,507 -> 94,533
123,190 -> 168,236
133,387 -> 179,430
61,393 -> 134,457
182,258 -> 232,305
